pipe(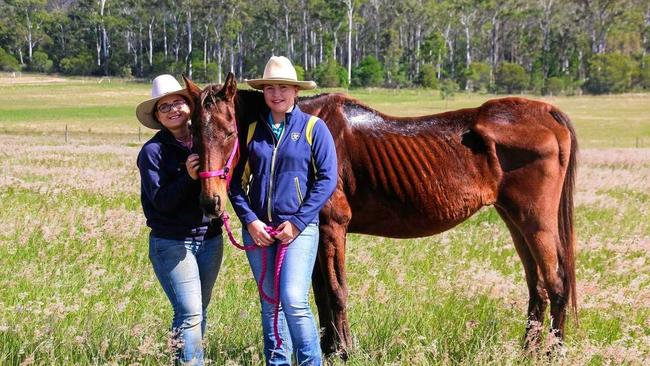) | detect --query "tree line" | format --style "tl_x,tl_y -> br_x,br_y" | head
1,0 -> 649,95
